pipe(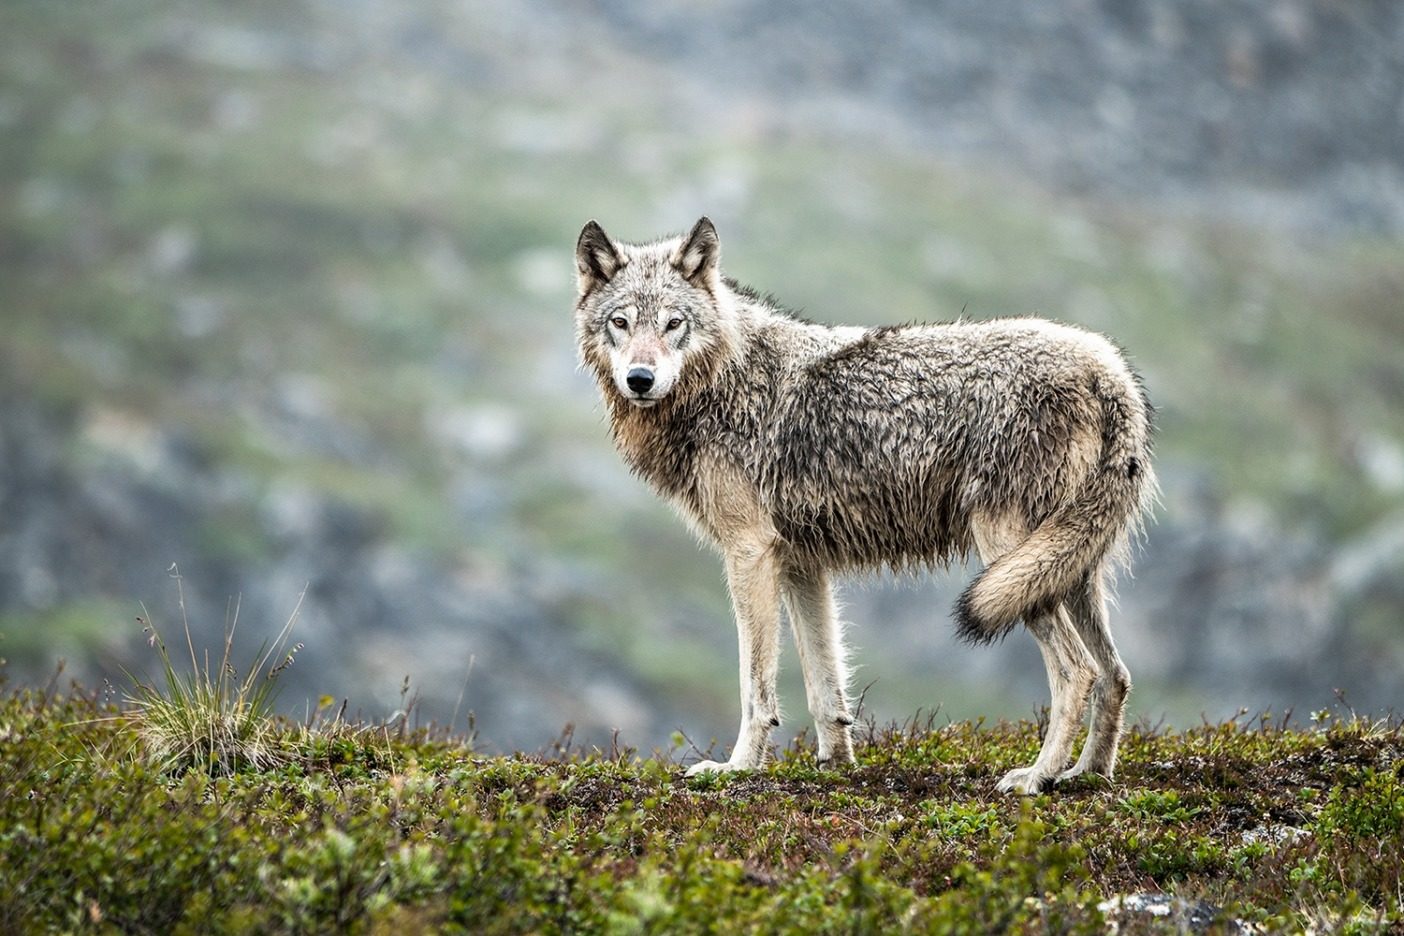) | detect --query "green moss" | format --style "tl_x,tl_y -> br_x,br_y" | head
1318,768 -> 1404,841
